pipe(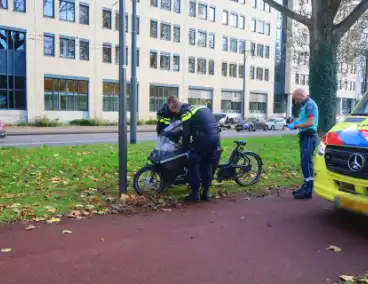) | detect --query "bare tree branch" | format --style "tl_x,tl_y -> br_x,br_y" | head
333,0 -> 368,39
263,0 -> 312,27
